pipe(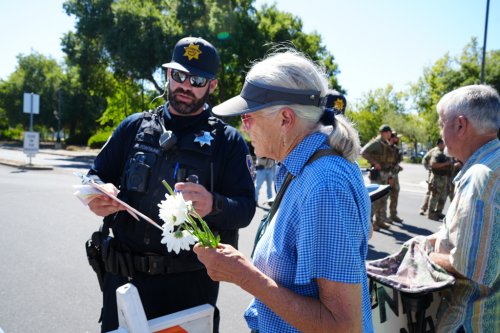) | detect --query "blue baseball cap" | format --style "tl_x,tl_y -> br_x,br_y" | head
162,37 -> 219,79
